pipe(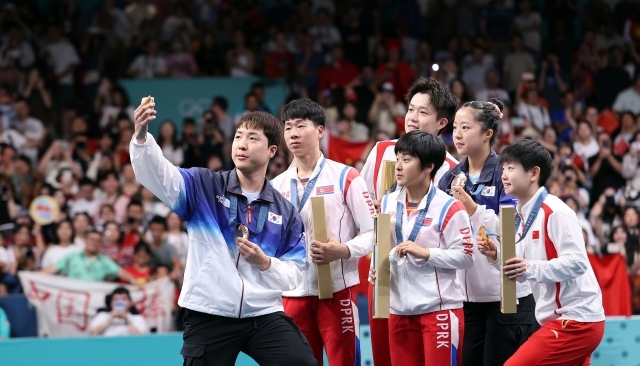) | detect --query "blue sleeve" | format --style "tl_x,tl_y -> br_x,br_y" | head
276,211 -> 307,267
